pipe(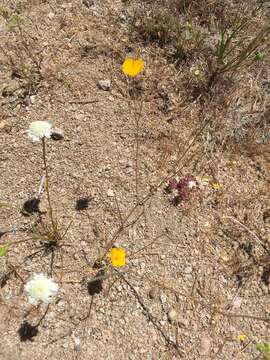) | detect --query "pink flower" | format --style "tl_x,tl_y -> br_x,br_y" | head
168,175 -> 197,204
